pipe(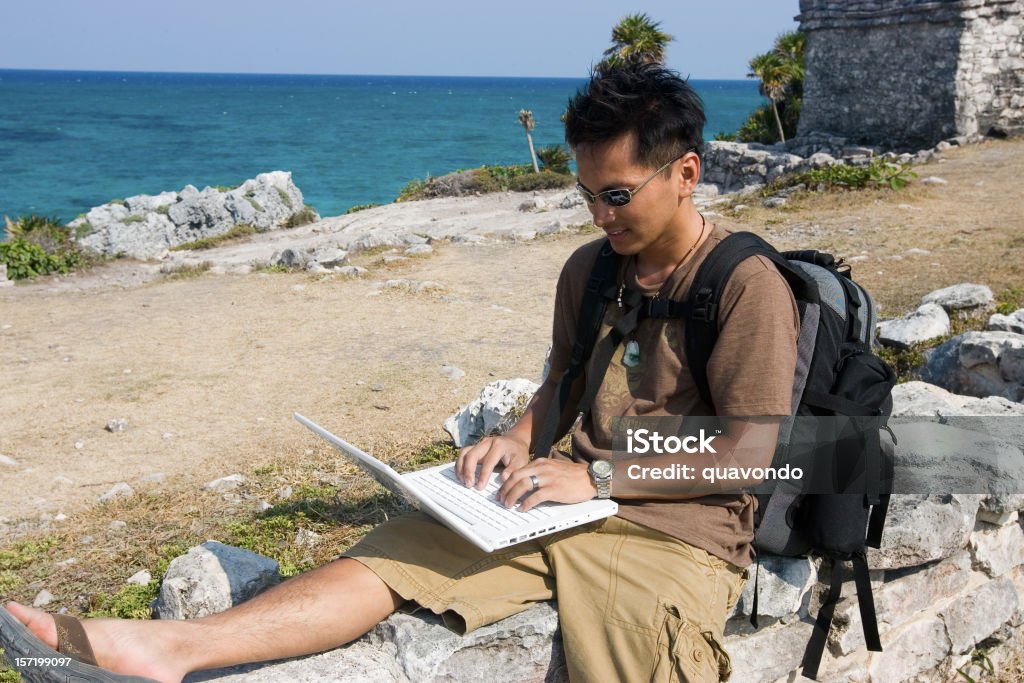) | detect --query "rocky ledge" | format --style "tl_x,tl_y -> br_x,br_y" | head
67,171 -> 318,260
